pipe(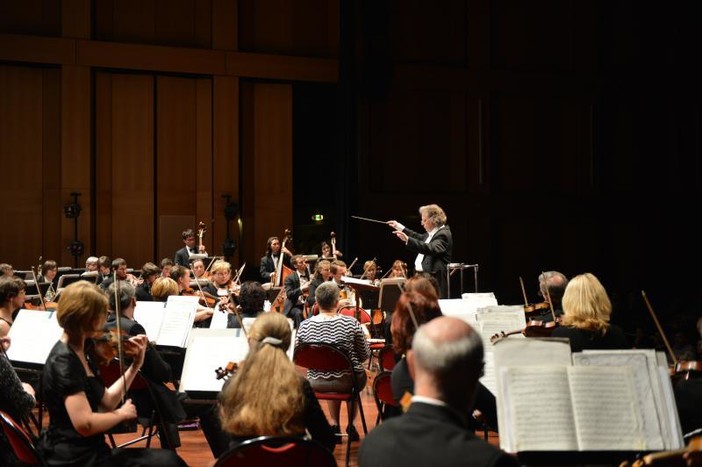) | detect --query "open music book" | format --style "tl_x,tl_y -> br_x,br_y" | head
6,309 -> 63,367
494,338 -> 684,454
179,324 -> 296,399
133,296 -> 196,348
